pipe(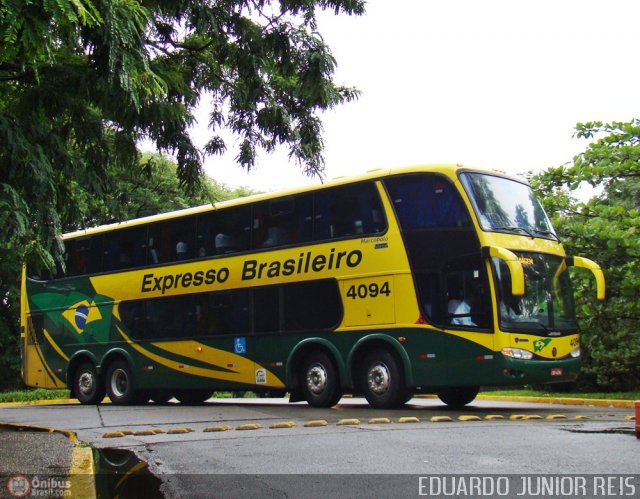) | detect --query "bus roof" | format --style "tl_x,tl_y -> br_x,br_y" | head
62,163 -> 523,239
